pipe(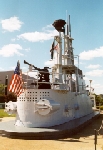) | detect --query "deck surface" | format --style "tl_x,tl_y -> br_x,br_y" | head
0,111 -> 99,139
